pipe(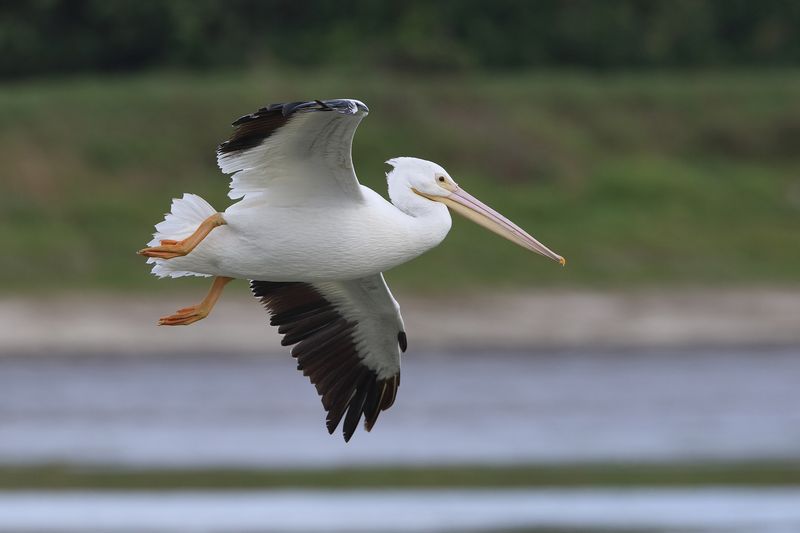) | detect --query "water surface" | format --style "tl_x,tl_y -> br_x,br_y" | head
0,488 -> 799,533
0,347 -> 797,466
